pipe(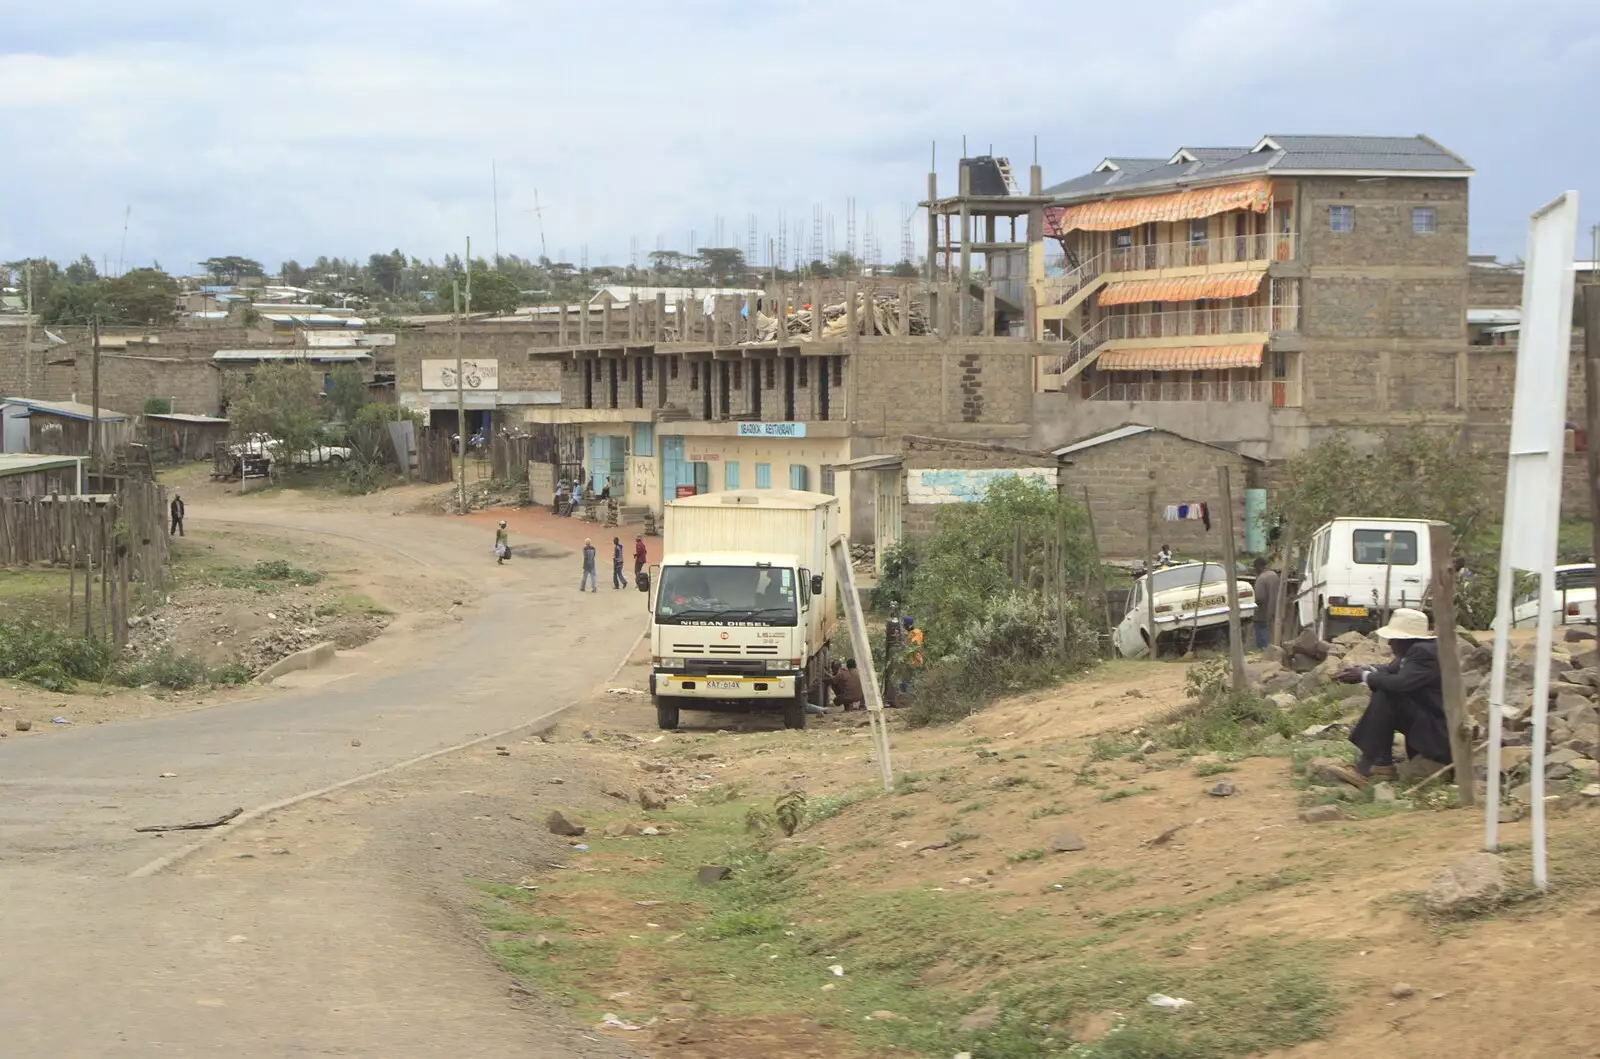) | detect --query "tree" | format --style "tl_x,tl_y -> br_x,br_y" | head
41,282 -> 107,324
437,269 -> 520,315
224,363 -> 322,464
367,249 -> 405,296
891,259 -> 919,278
202,256 -> 264,284
64,254 -> 99,286
280,260 -> 309,287
105,268 -> 178,326
697,247 -> 746,286
324,365 -> 368,427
